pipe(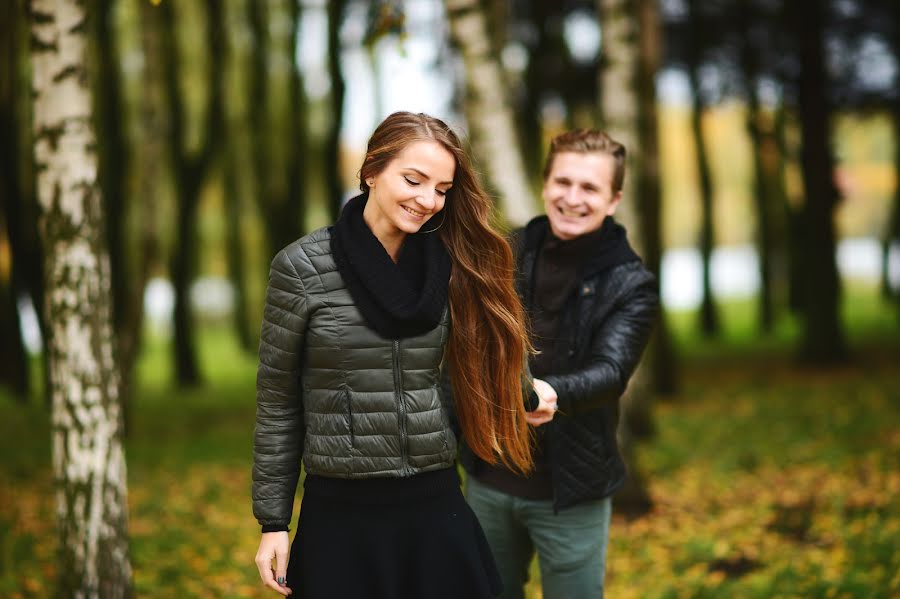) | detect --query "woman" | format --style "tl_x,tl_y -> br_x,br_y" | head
252,112 -> 544,598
